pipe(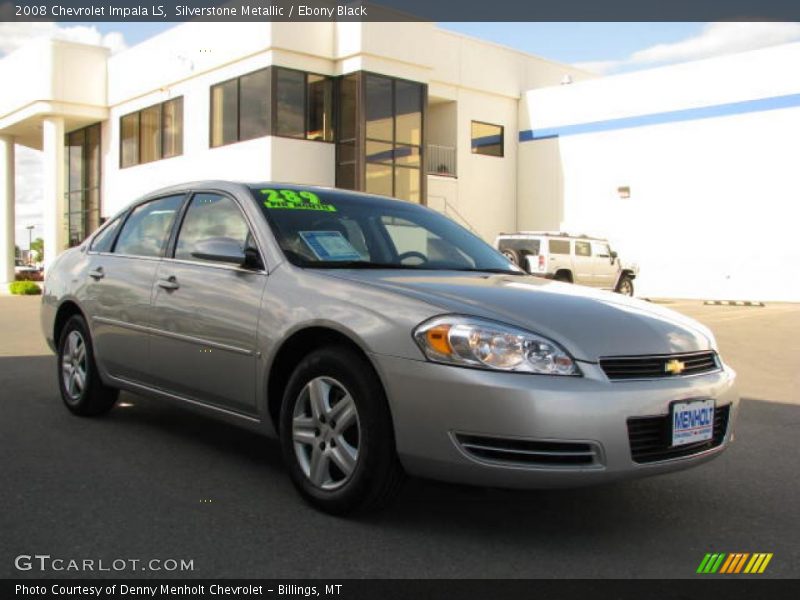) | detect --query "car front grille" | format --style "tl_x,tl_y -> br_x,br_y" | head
627,404 -> 730,464
599,351 -> 719,380
454,433 -> 600,467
